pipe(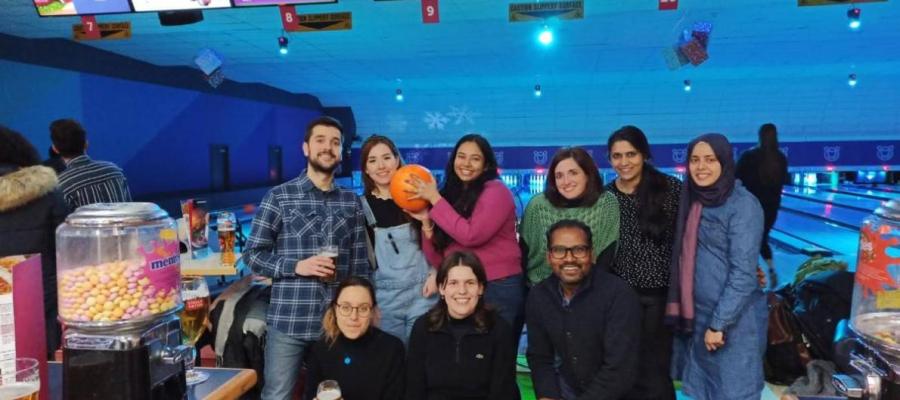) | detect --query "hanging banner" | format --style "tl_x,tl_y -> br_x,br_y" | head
80,16 -> 101,39
659,0 -> 678,10
279,5 -> 298,31
282,11 -> 352,32
509,1 -> 583,22
422,0 -> 439,23
72,21 -> 130,40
